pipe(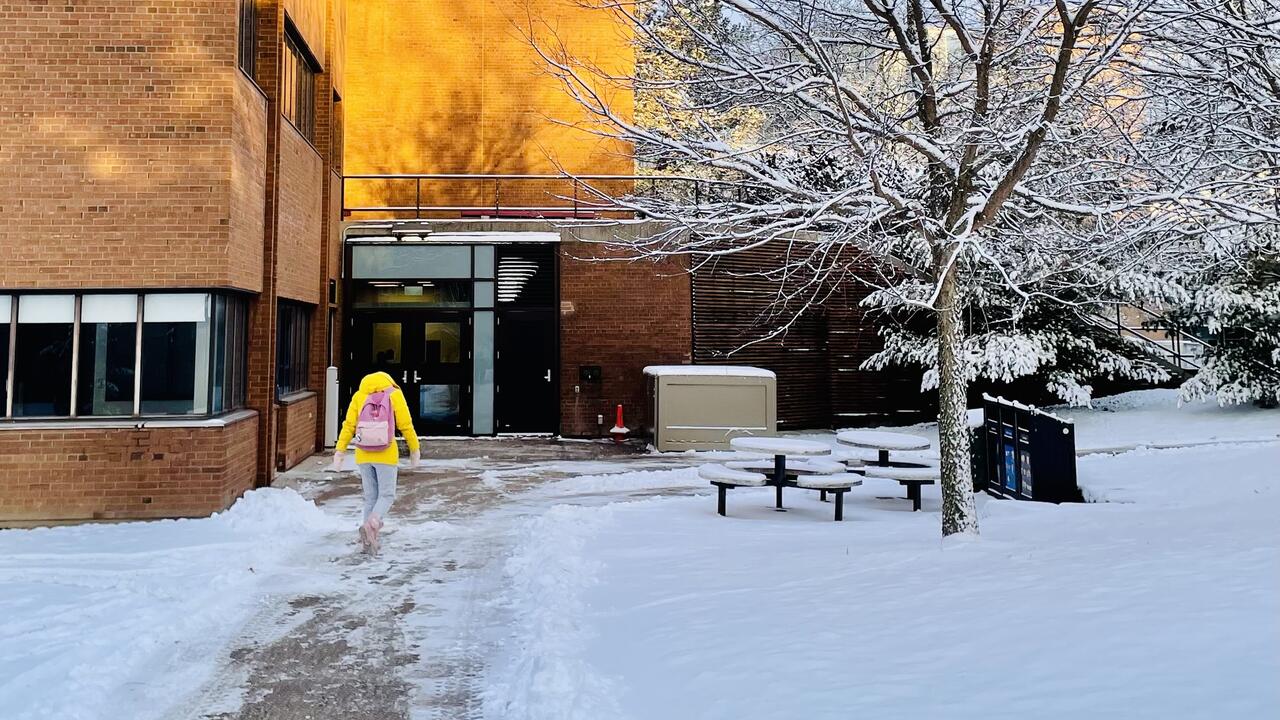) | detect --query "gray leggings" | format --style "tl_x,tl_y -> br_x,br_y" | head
358,463 -> 398,521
